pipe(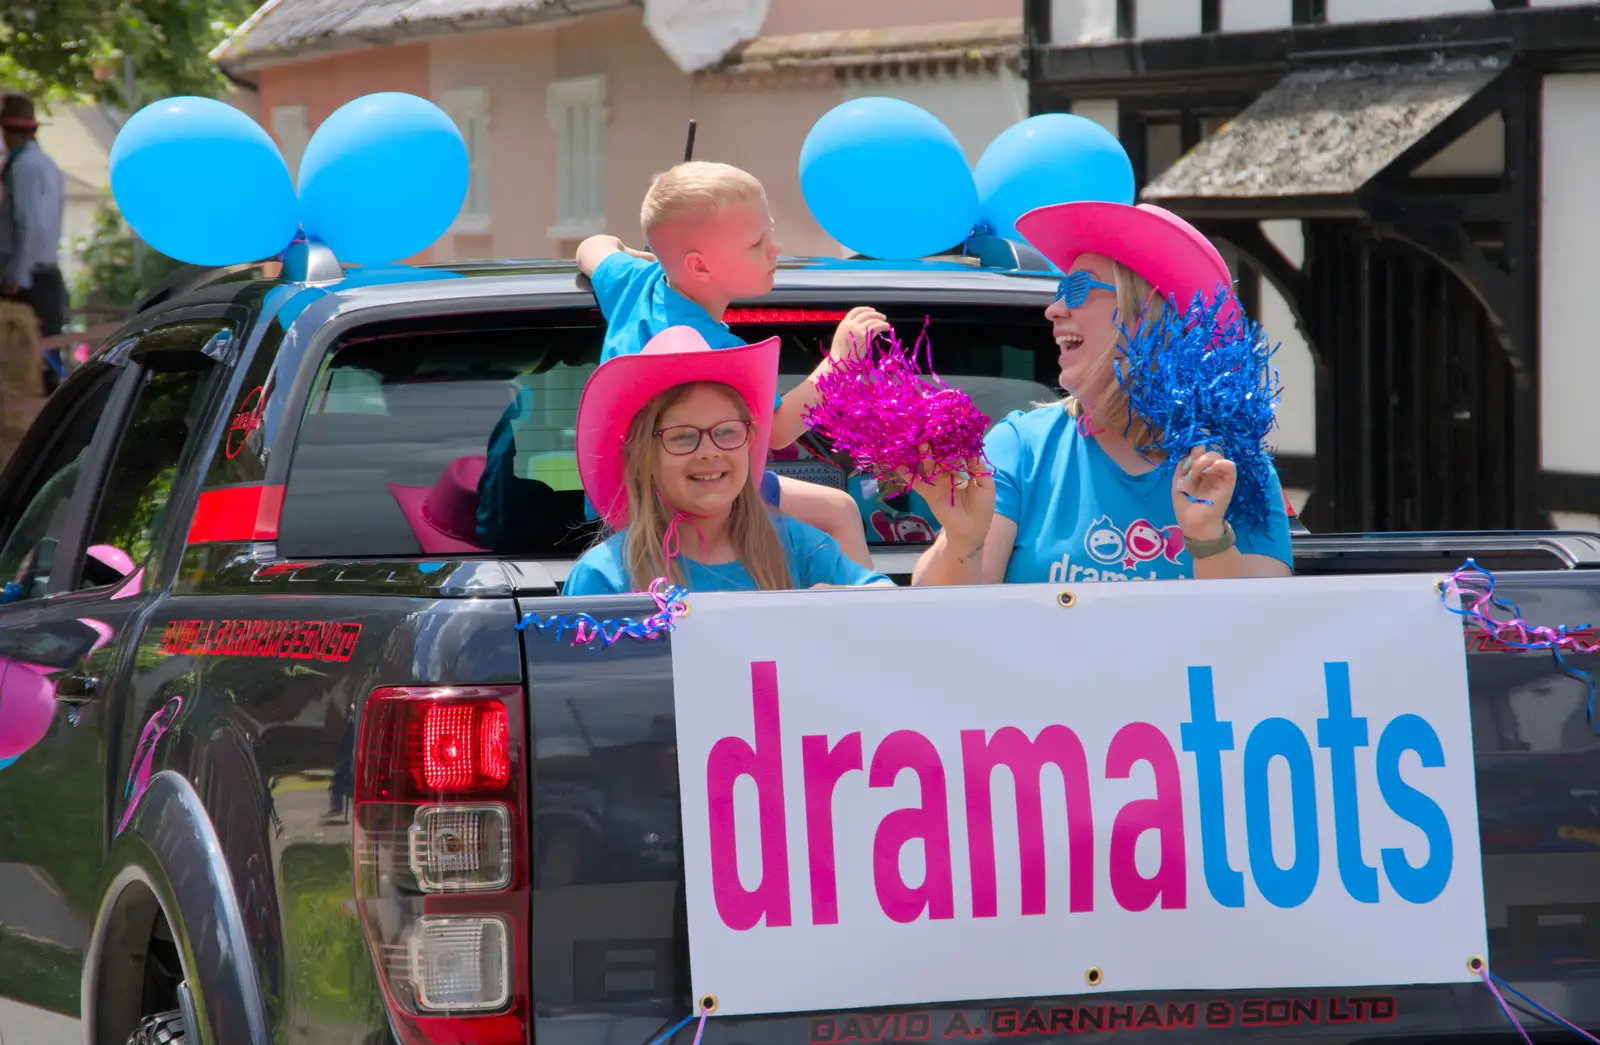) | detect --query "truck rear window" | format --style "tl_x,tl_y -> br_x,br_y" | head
276,305 -> 1057,560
